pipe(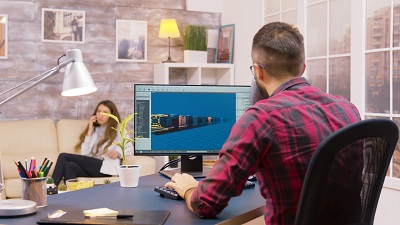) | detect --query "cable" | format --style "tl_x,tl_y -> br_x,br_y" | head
158,155 -> 197,172
159,157 -> 181,172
